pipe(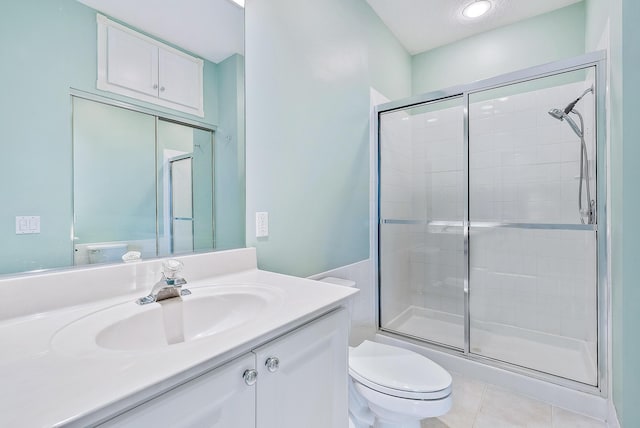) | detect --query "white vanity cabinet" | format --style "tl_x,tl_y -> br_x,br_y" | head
98,308 -> 349,428
97,15 -> 204,117
255,307 -> 349,428
98,353 -> 256,428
